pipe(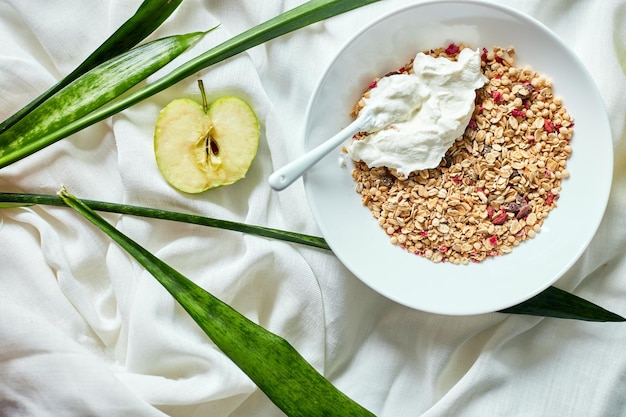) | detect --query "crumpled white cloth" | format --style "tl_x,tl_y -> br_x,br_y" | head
0,0 -> 625,416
